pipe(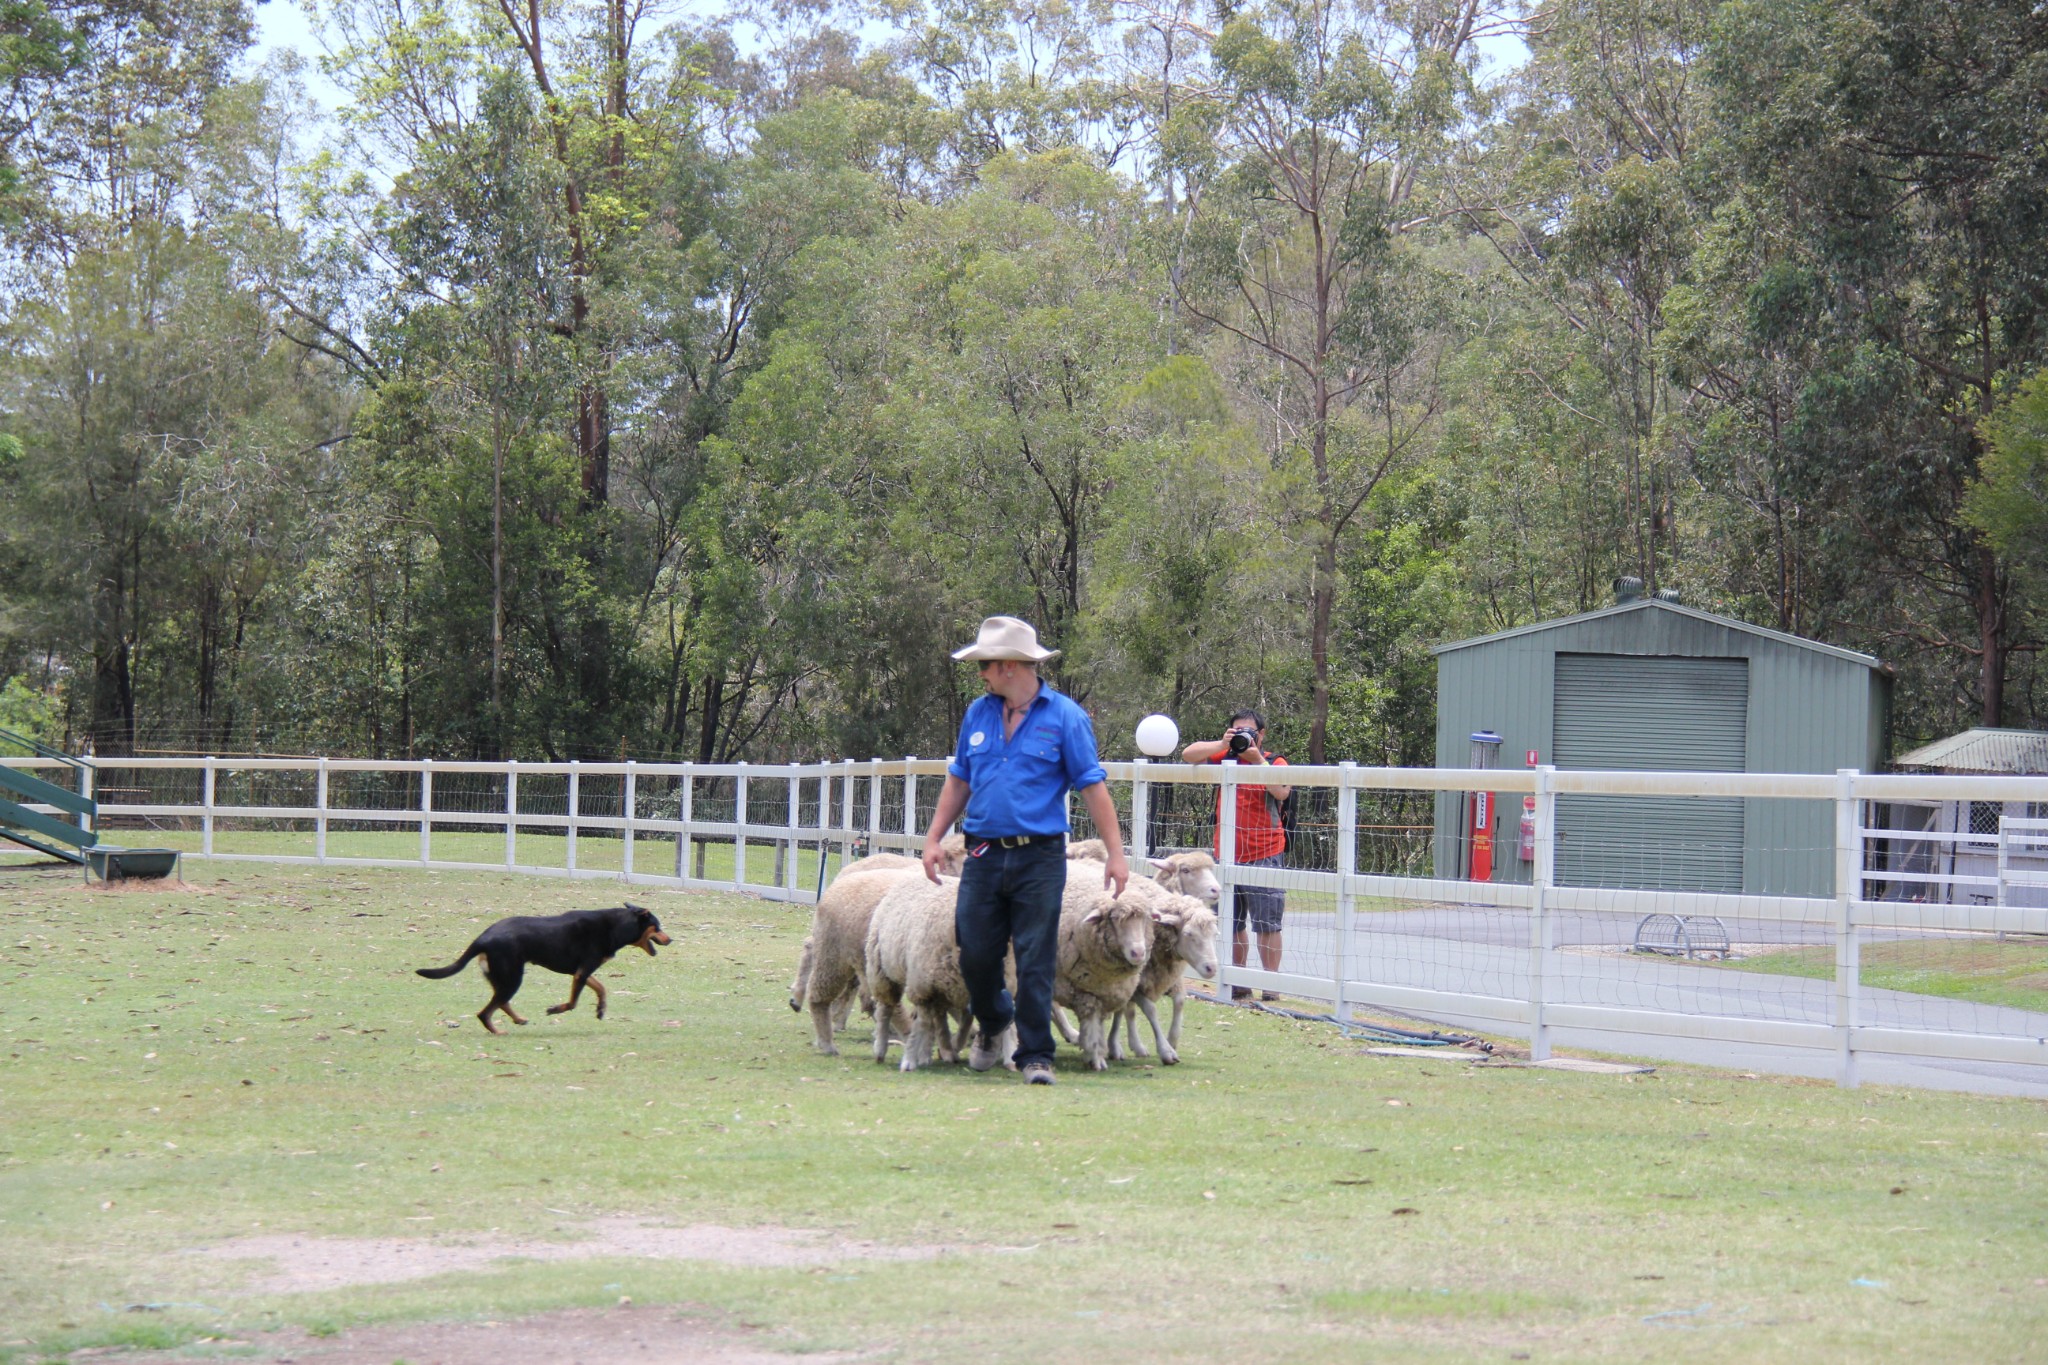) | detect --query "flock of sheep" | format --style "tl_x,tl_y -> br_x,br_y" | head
788,835 -> 1224,1072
